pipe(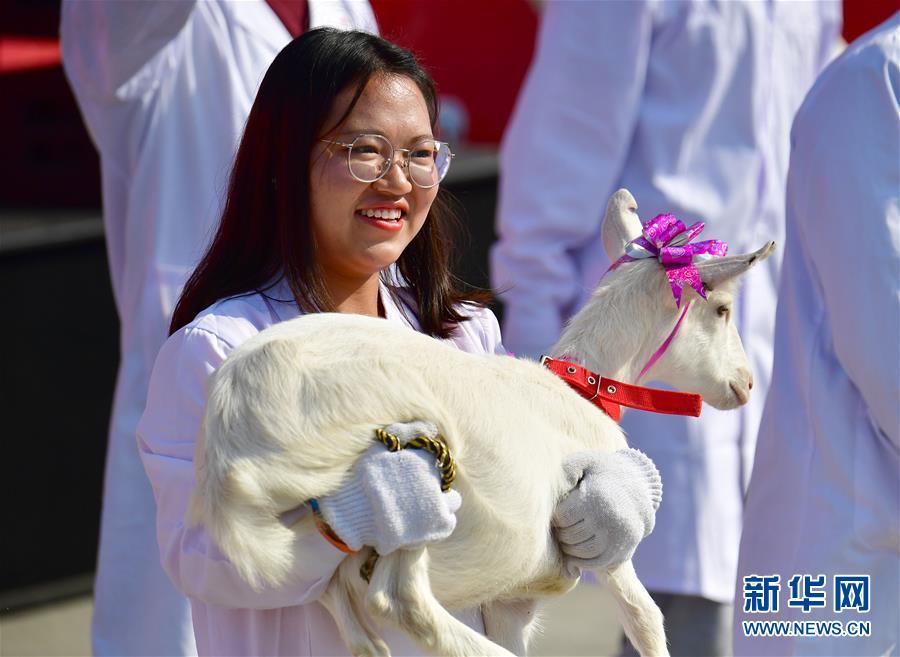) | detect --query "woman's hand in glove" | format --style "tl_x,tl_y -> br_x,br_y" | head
317,421 -> 461,555
553,448 -> 662,577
